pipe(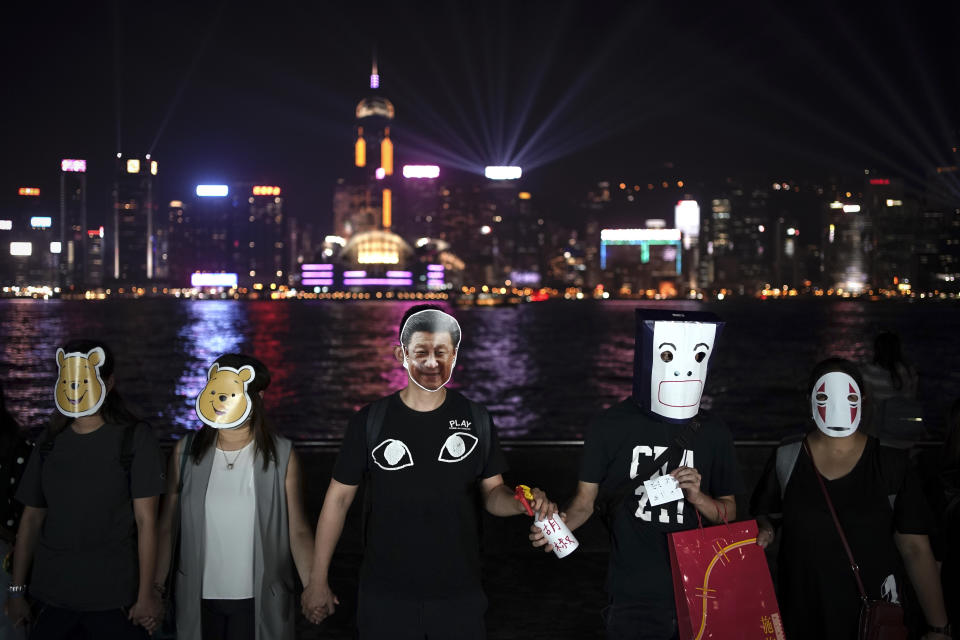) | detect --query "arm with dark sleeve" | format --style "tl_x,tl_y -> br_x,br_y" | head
566,417 -> 611,531
130,425 -> 164,619
11,439 -> 48,588
302,411 -> 366,622
479,413 -> 535,517
892,461 -> 949,631
688,424 -> 741,524
750,448 -> 782,547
